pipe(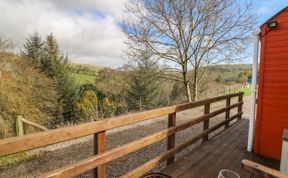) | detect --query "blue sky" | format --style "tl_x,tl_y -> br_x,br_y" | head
255,0 -> 287,25
0,0 -> 287,67
236,0 -> 288,63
